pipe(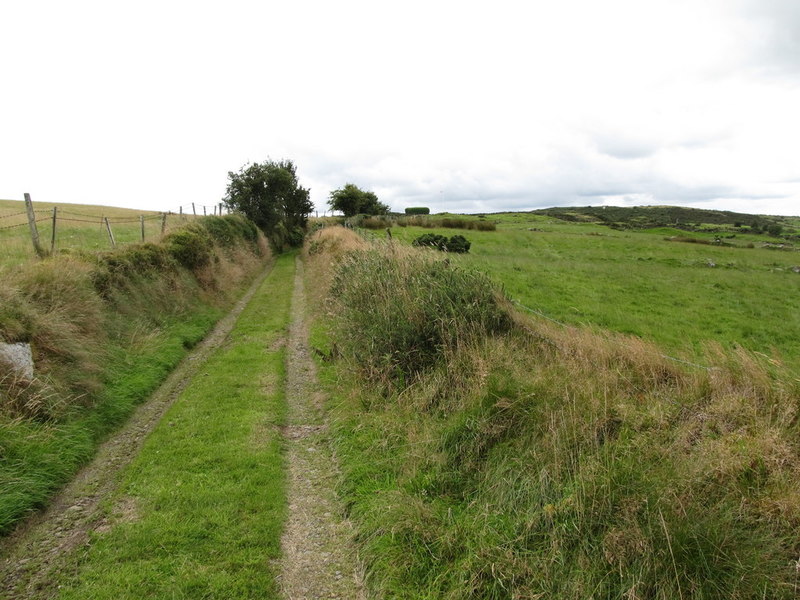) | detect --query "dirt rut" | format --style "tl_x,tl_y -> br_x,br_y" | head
277,256 -> 366,600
